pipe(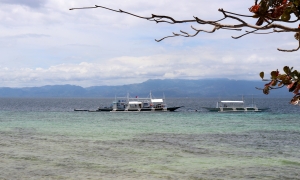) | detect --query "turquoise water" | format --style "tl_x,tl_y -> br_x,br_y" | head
0,98 -> 300,179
